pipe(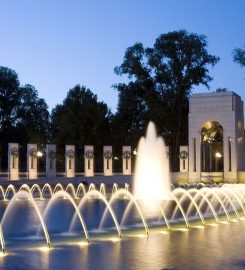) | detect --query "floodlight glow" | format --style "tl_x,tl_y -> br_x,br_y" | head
37,151 -> 43,157
215,152 -> 222,158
